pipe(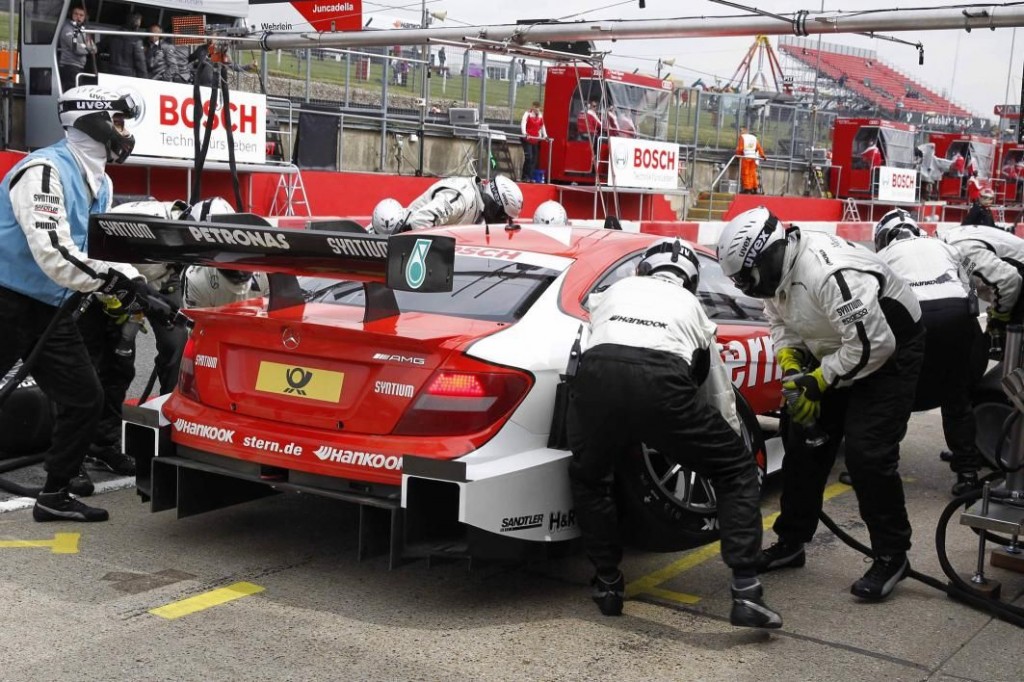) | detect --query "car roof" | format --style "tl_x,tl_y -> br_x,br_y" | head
427,224 -> 712,260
